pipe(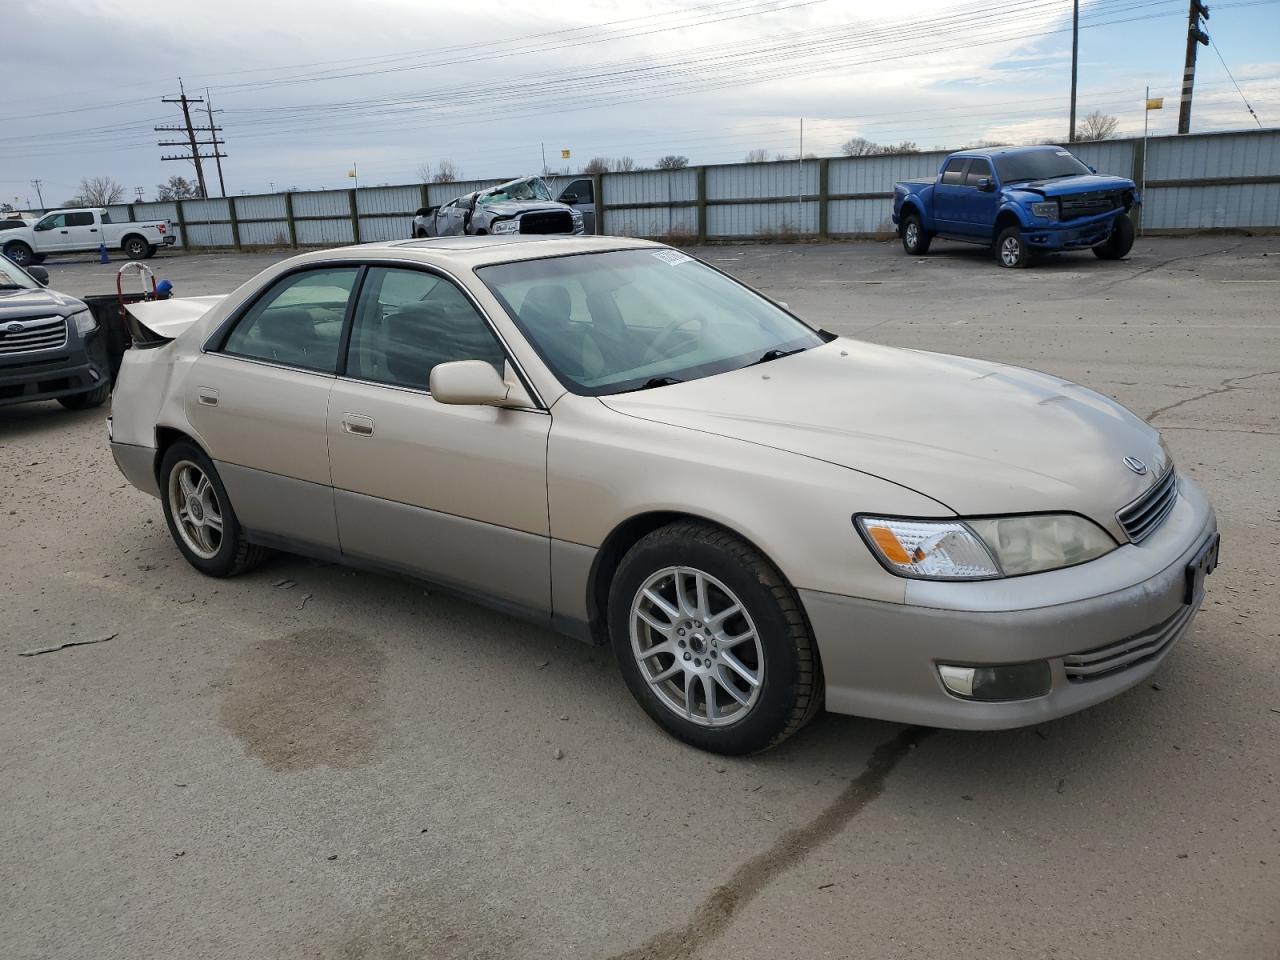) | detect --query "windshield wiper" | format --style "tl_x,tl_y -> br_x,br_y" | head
637,376 -> 684,390
752,346 -> 806,365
